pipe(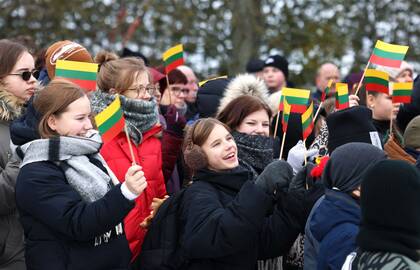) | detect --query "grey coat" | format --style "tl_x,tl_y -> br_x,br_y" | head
0,89 -> 25,269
